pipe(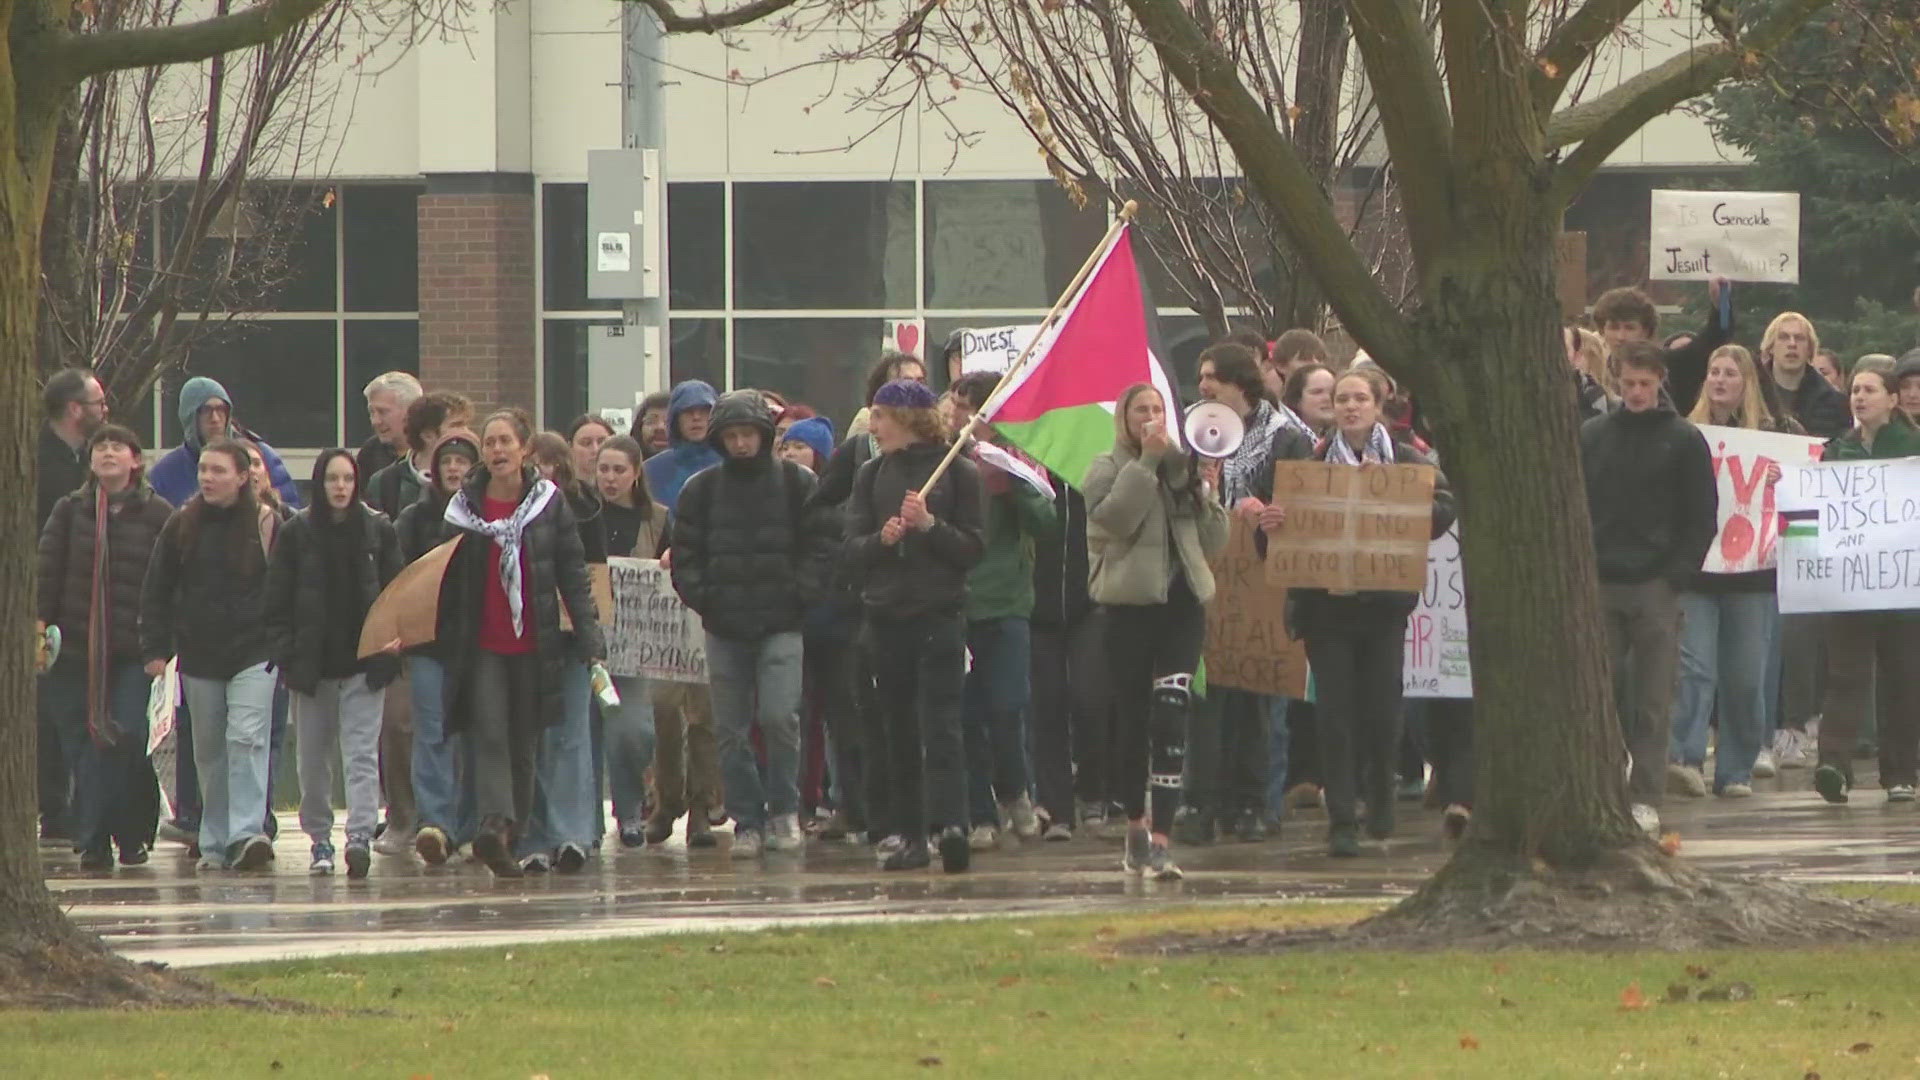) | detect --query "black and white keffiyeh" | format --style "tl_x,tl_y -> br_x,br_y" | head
445,478 -> 559,638
1325,422 -> 1397,466
1223,399 -> 1287,503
